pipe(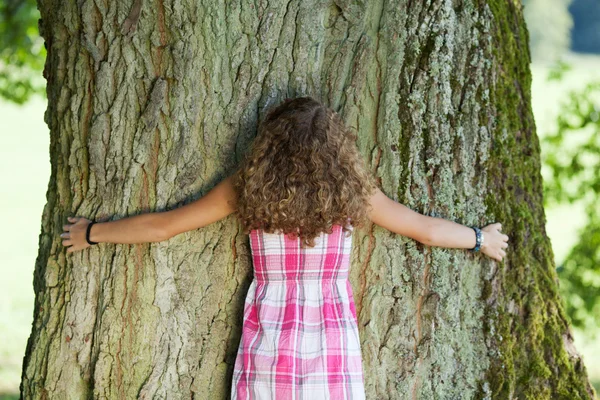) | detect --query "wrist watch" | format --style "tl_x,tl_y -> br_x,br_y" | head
470,226 -> 484,252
